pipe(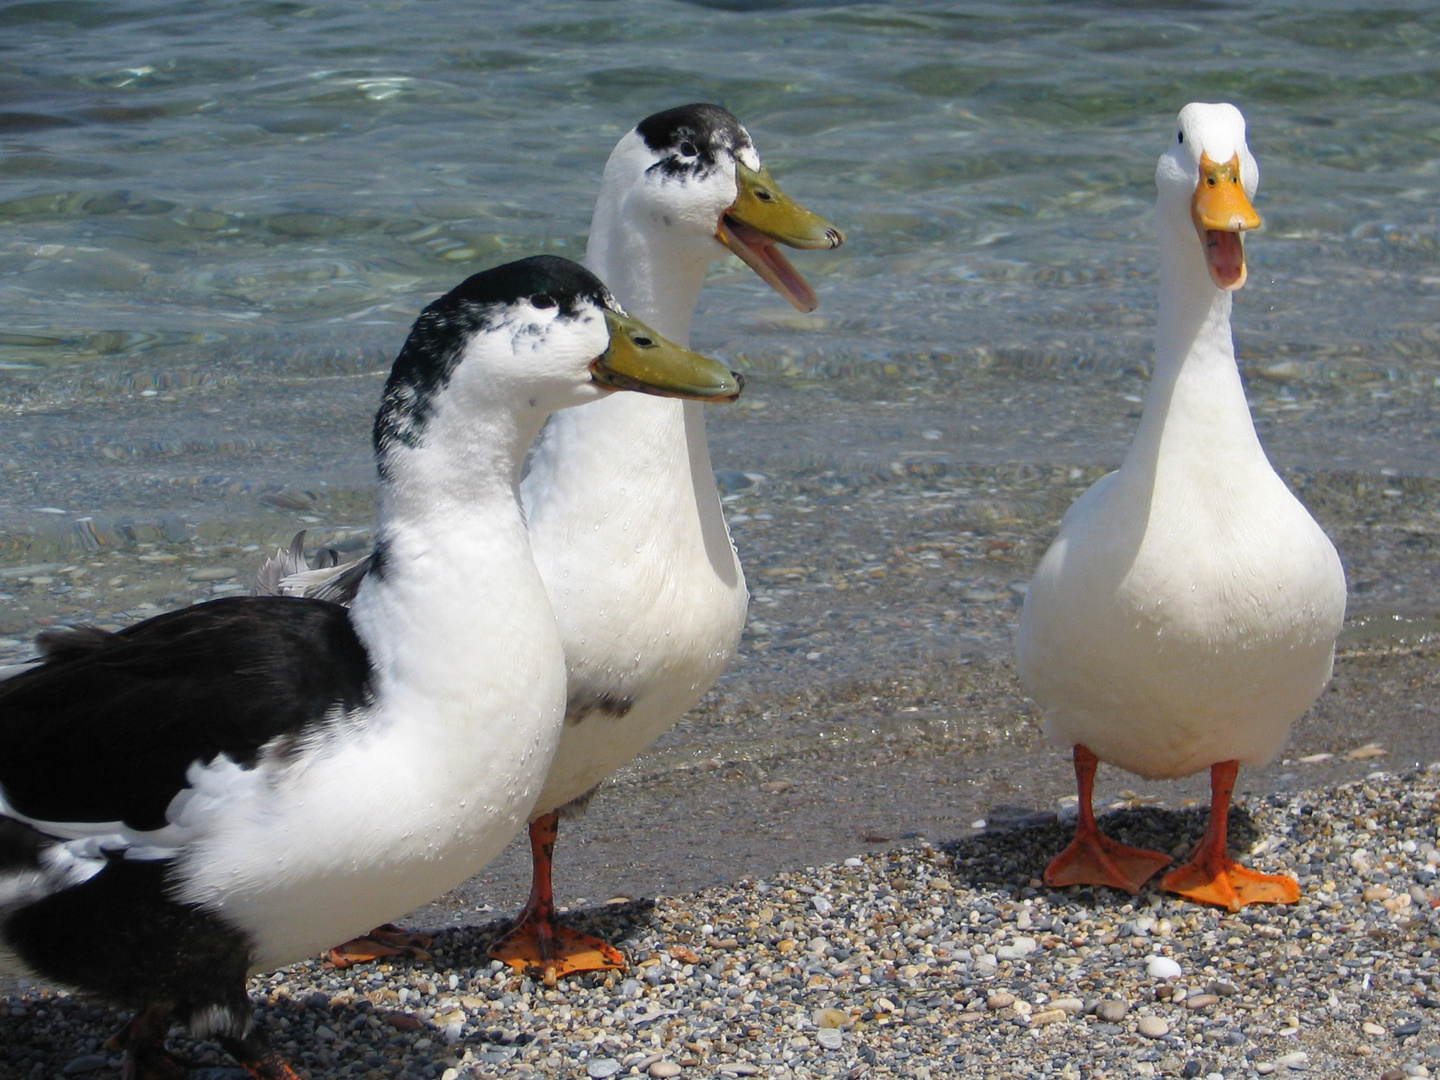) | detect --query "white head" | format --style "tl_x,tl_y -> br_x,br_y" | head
1155,102 -> 1261,291
591,103 -> 842,313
